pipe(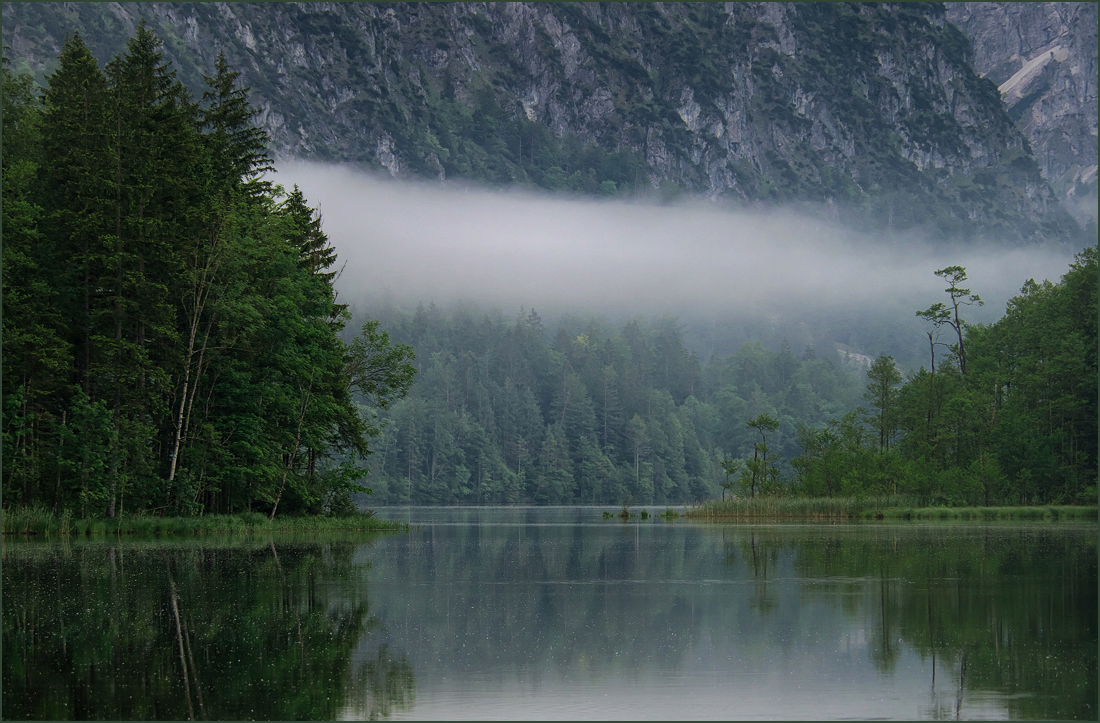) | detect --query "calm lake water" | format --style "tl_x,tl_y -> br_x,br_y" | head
3,507 -> 1095,720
